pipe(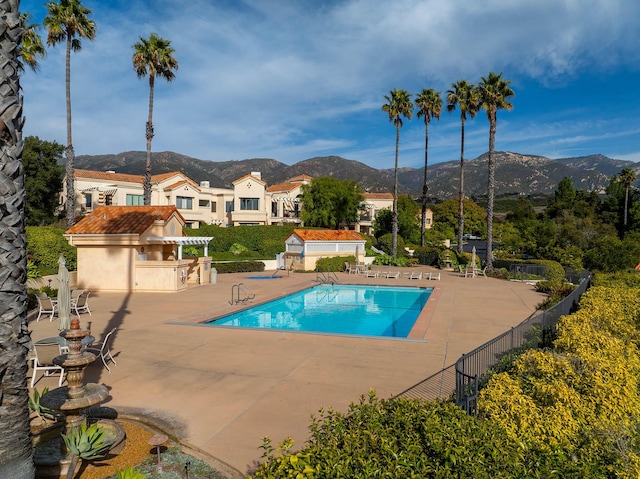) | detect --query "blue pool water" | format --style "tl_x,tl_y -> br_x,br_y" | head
206,284 -> 432,338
